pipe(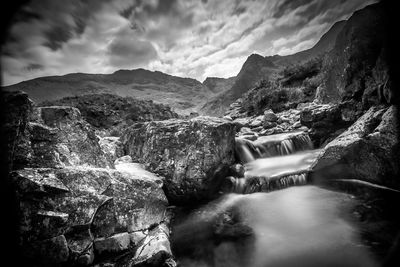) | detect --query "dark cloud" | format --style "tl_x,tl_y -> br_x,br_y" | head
107,27 -> 158,68
25,63 -> 43,71
6,0 -> 110,53
44,25 -> 74,51
1,0 -> 378,85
